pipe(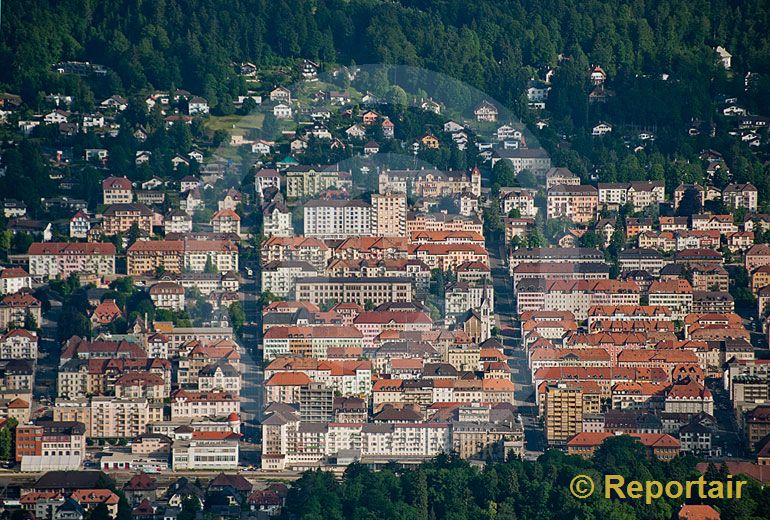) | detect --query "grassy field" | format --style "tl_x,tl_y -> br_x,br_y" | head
205,112 -> 265,135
